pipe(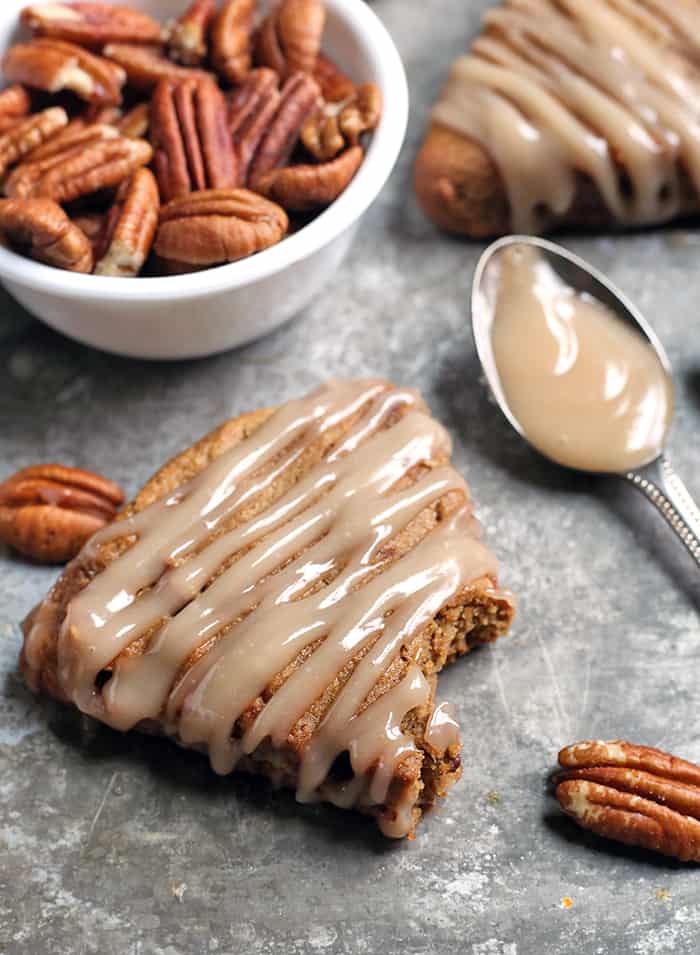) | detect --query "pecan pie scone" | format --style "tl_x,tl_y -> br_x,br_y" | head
415,0 -> 700,237
22,380 -> 514,838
